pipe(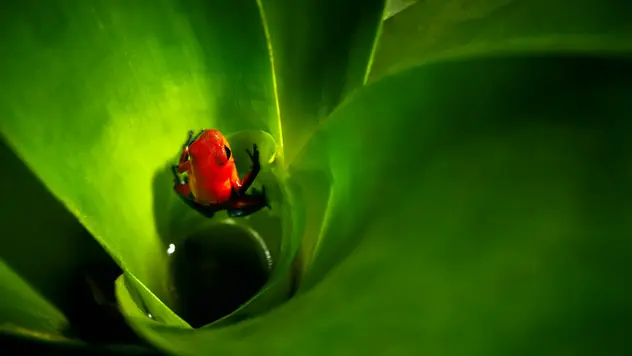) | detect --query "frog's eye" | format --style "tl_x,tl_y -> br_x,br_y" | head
224,145 -> 232,160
